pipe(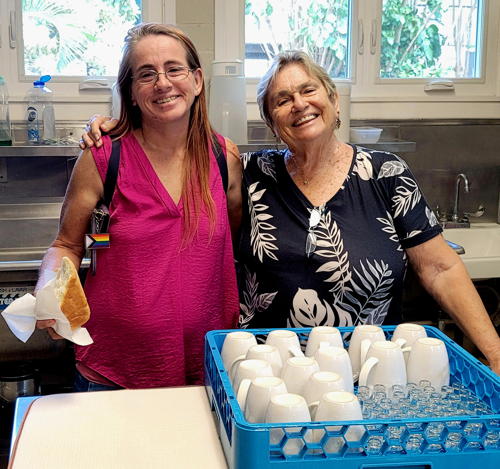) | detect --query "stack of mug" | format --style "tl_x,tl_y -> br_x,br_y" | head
219,324 -> 451,430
